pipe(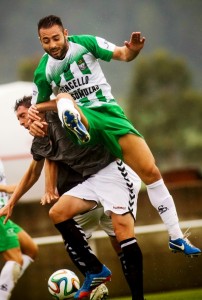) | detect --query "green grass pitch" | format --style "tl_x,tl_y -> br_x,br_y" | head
111,288 -> 202,300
